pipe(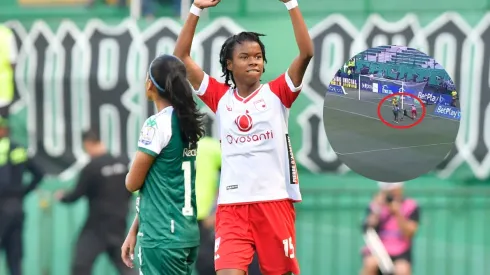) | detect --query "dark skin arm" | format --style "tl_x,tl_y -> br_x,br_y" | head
121,215 -> 139,268
173,0 -> 221,90
281,0 -> 314,87
125,151 -> 155,192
